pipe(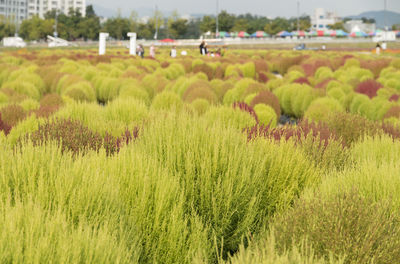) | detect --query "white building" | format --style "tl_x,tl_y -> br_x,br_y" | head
0,0 -> 28,24
28,0 -> 86,18
311,8 -> 340,31
344,20 -> 376,33
0,0 -> 85,22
